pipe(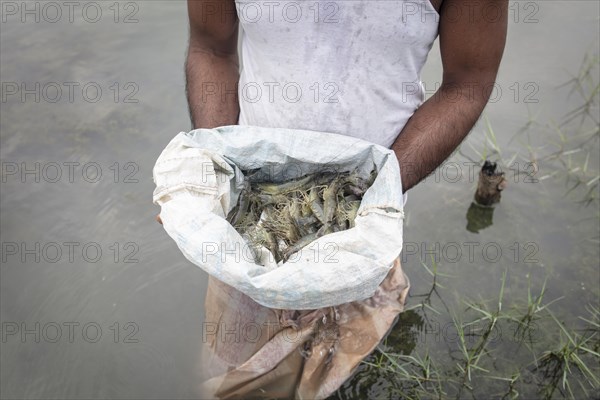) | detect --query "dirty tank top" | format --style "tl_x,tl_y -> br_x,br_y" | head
236,0 -> 440,148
